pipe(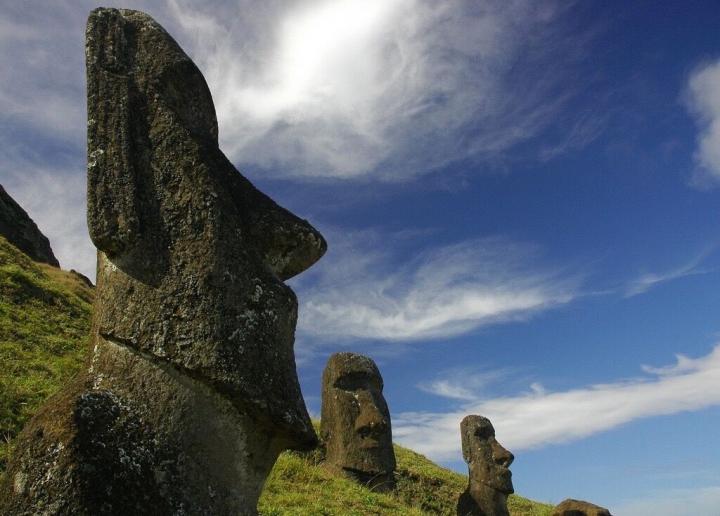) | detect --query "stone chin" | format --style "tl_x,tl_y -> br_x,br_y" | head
483,466 -> 514,495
